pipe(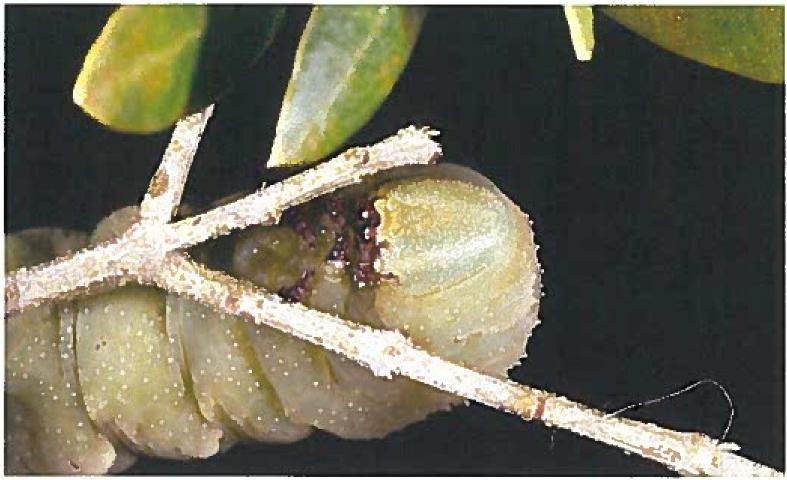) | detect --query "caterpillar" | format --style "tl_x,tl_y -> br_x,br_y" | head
5,164 -> 541,474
